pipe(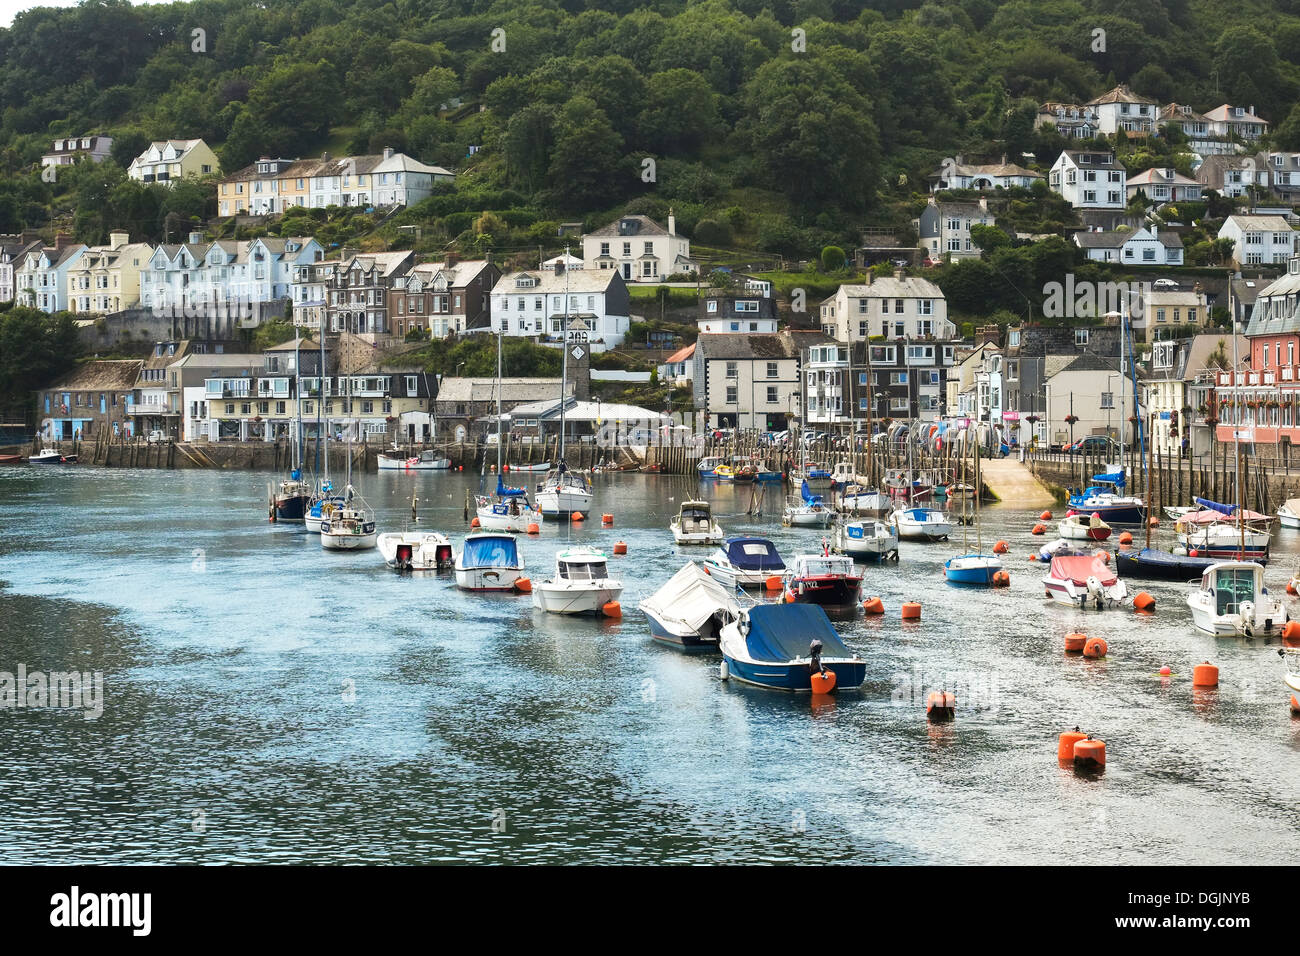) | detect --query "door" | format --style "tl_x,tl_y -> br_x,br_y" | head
622,263 -> 632,280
